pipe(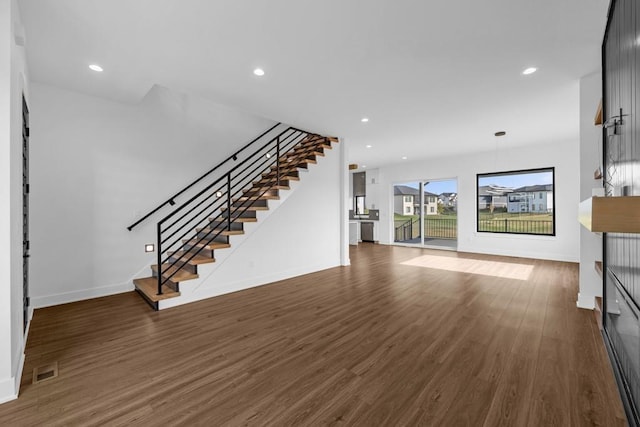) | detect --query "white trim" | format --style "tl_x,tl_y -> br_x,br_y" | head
339,137 -> 350,266
159,261 -> 340,310
576,292 -> 596,310
0,377 -> 17,405
31,282 -> 133,309
0,304 -> 32,405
